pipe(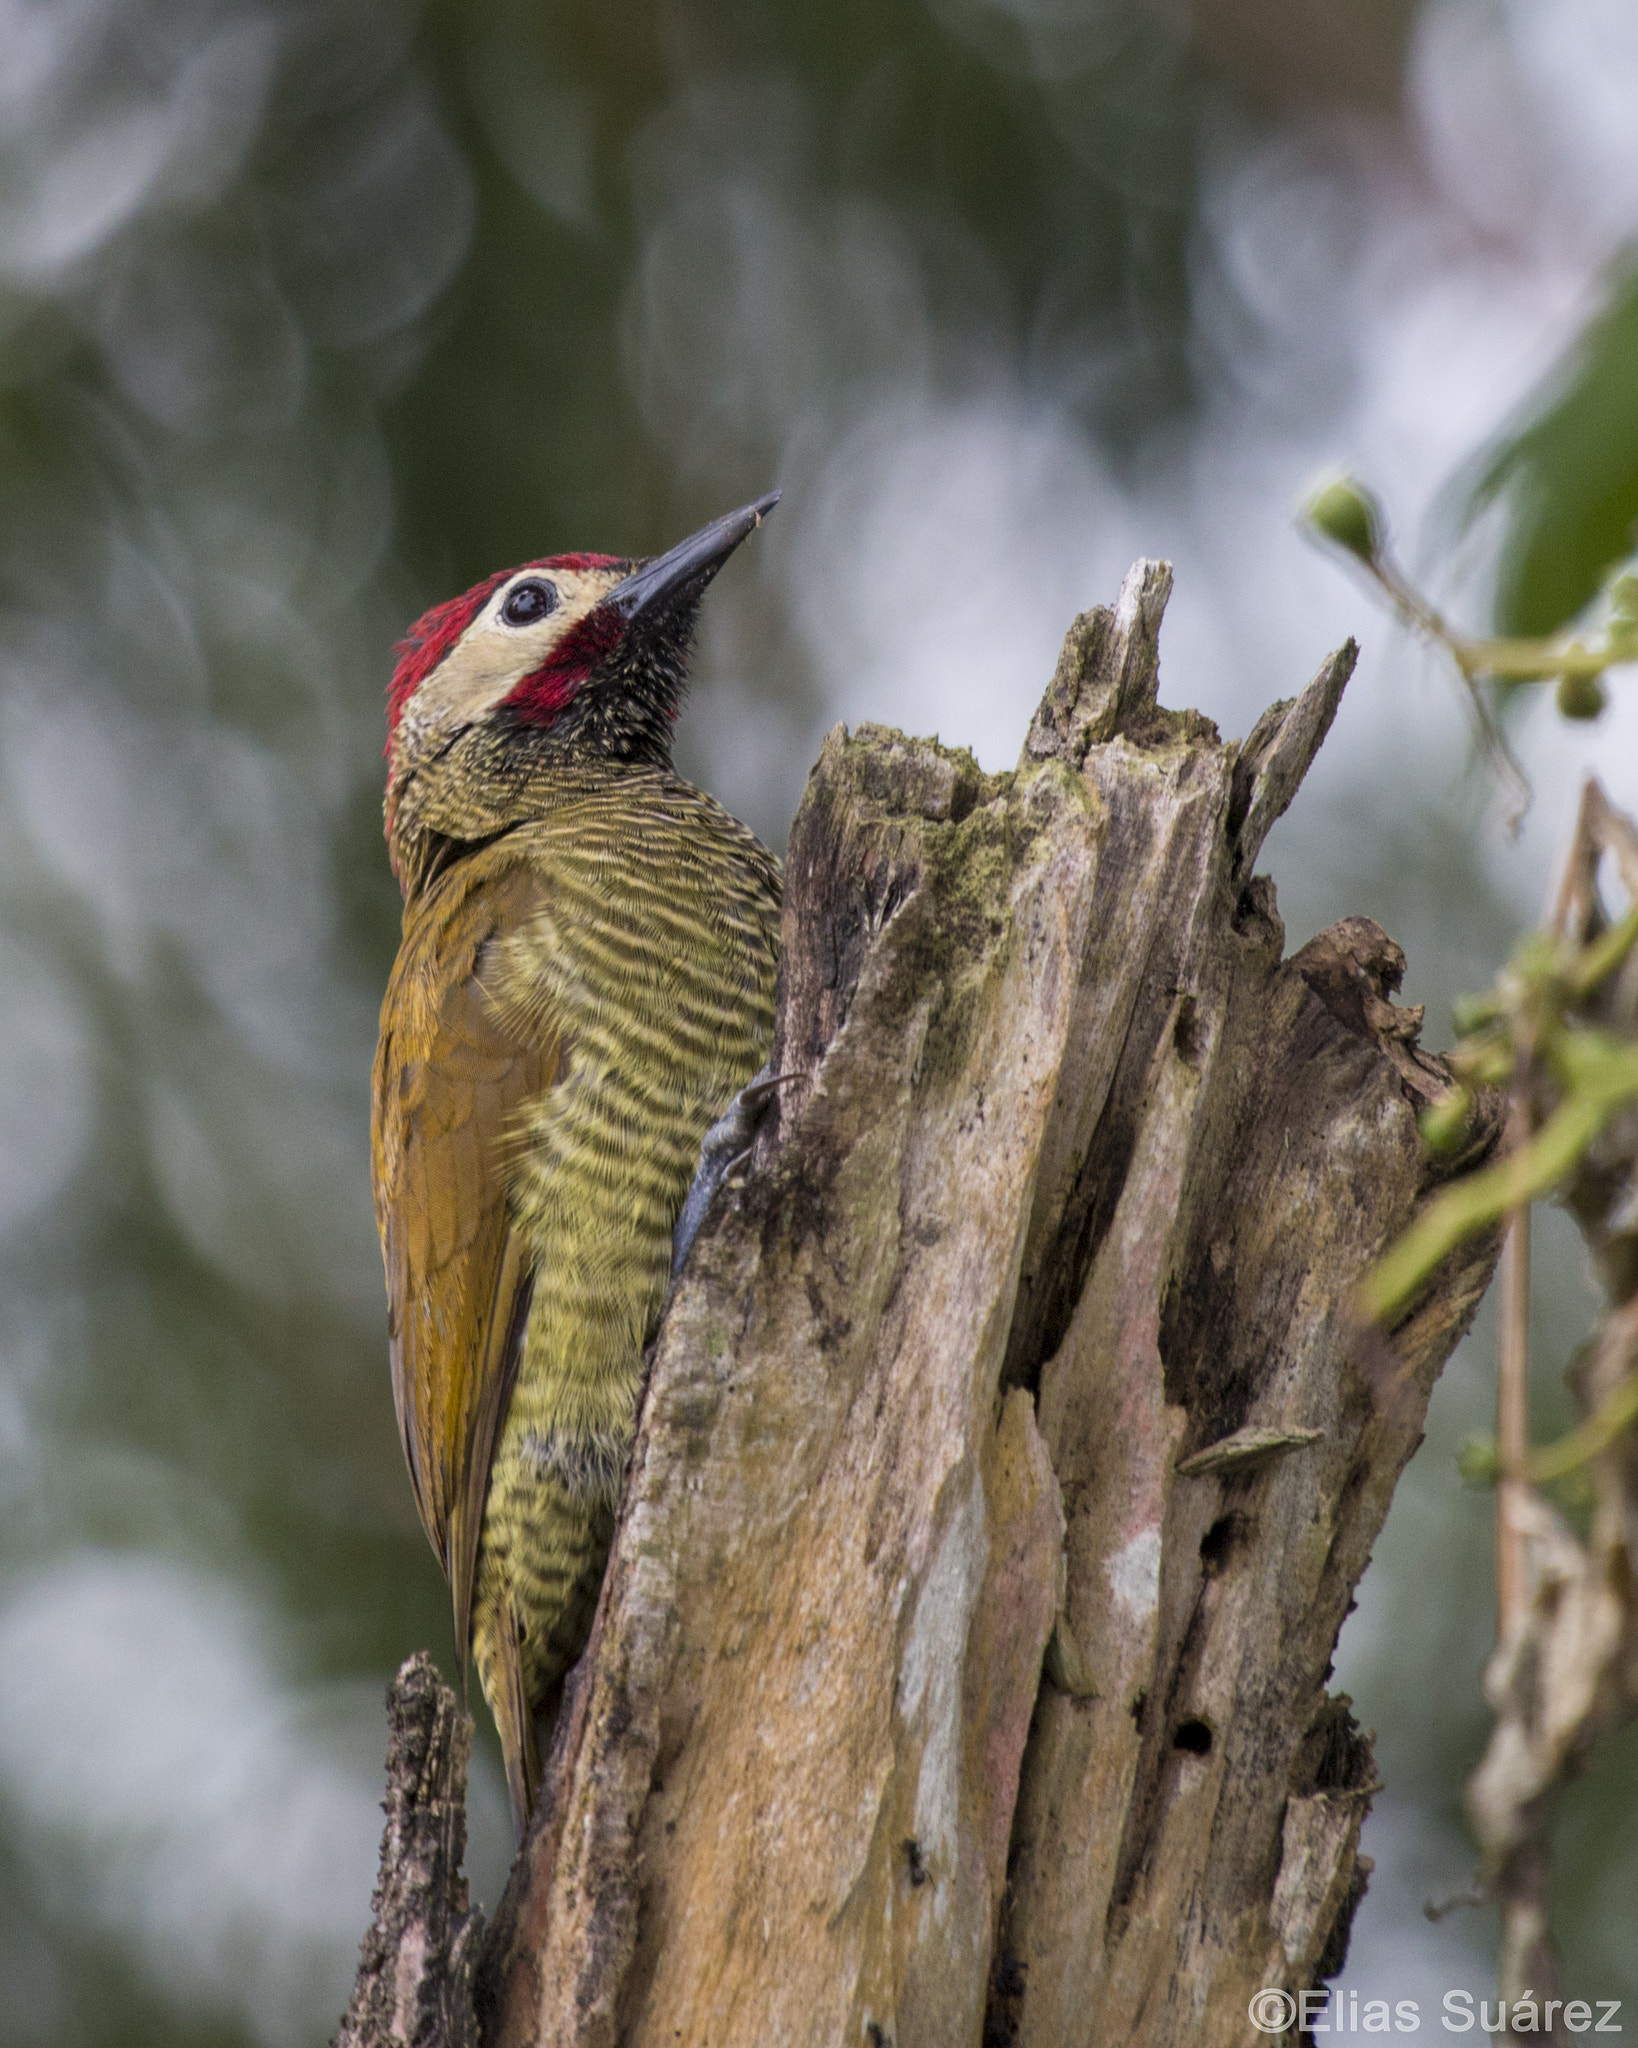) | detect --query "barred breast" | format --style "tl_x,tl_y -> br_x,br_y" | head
470,767 -> 781,1728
